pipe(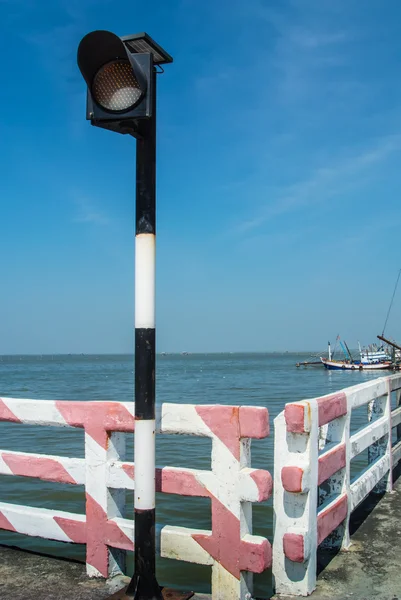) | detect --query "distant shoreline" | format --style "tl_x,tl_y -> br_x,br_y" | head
0,350 -> 335,357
